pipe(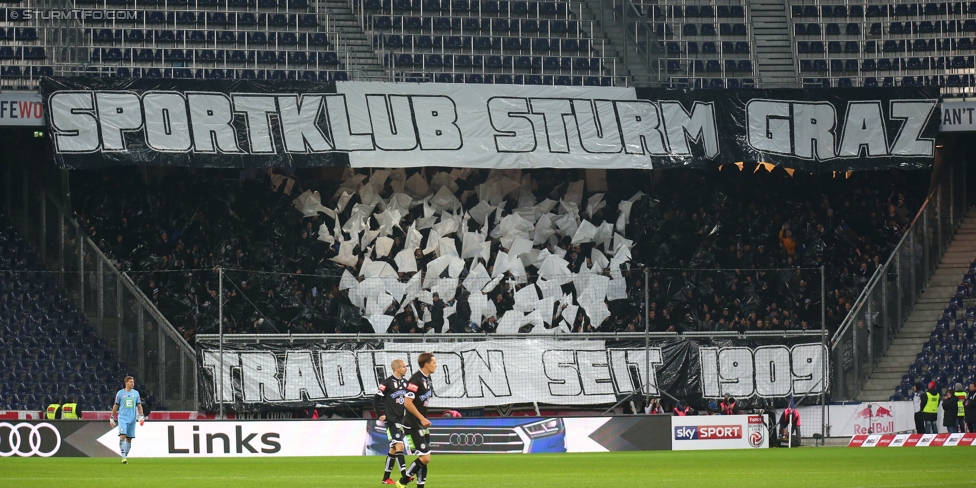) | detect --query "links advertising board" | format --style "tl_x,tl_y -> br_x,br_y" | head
0,417 -> 672,458
670,414 -> 768,451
